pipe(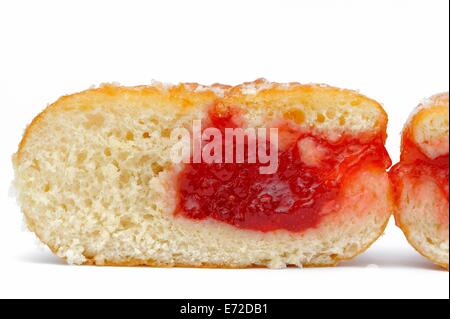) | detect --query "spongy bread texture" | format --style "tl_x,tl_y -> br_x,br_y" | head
405,92 -> 449,159
13,79 -> 392,268
394,92 -> 449,270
